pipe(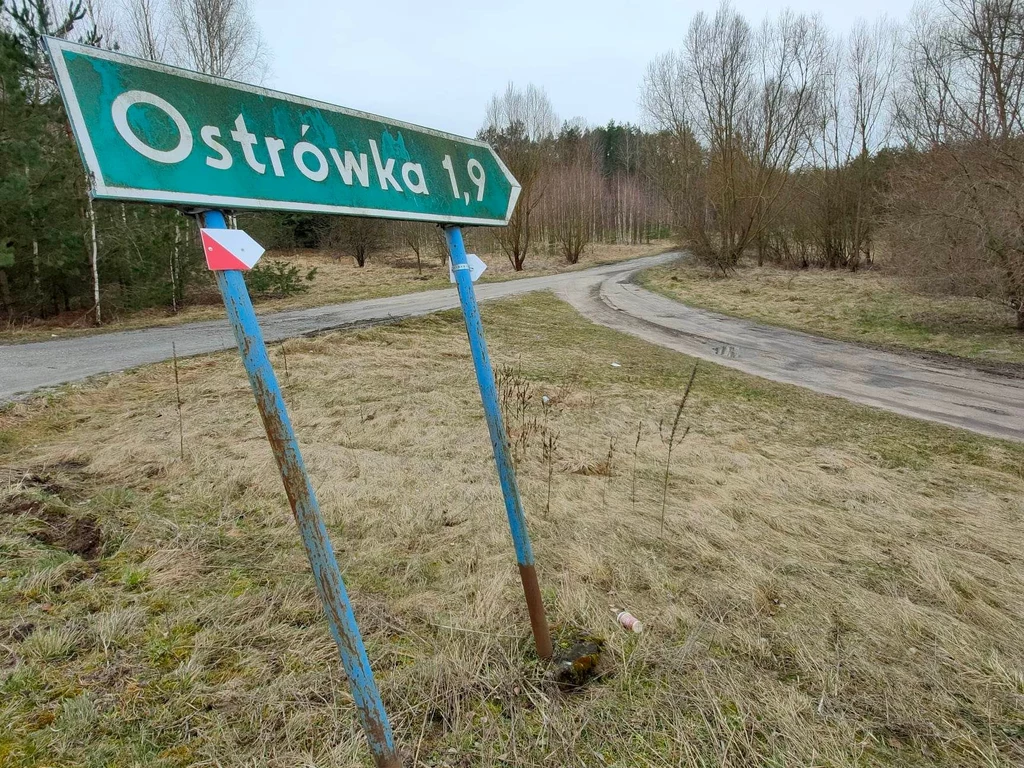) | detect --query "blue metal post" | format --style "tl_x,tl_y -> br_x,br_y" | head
203,211 -> 401,767
443,225 -> 553,660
